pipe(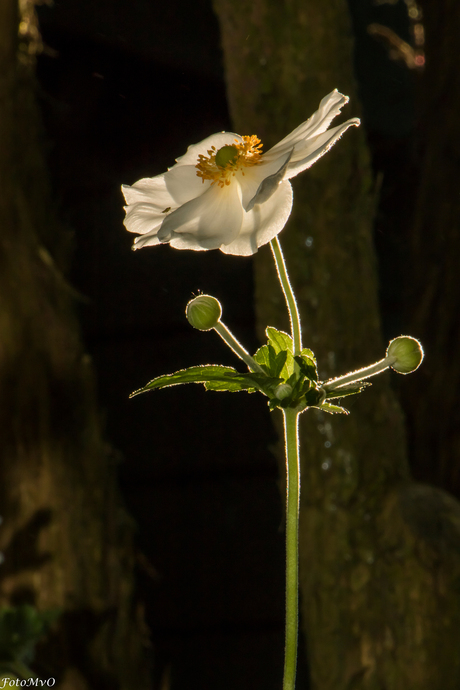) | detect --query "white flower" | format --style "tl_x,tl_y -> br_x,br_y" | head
122,90 -> 360,256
